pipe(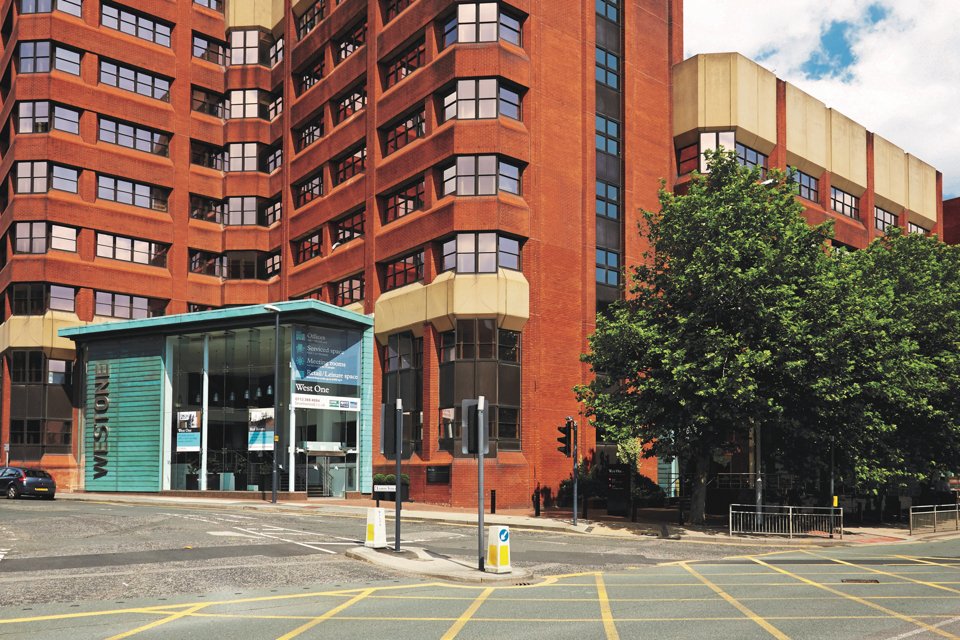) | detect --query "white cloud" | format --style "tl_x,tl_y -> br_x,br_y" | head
684,1 -> 960,197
